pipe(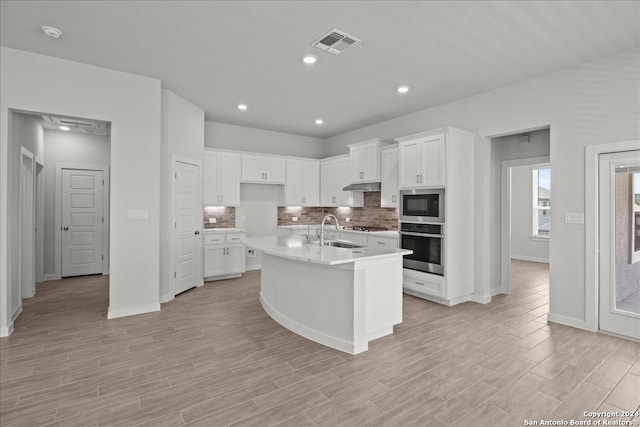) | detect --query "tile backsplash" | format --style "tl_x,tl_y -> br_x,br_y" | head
205,192 -> 398,230
277,192 -> 398,230
203,206 -> 235,229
